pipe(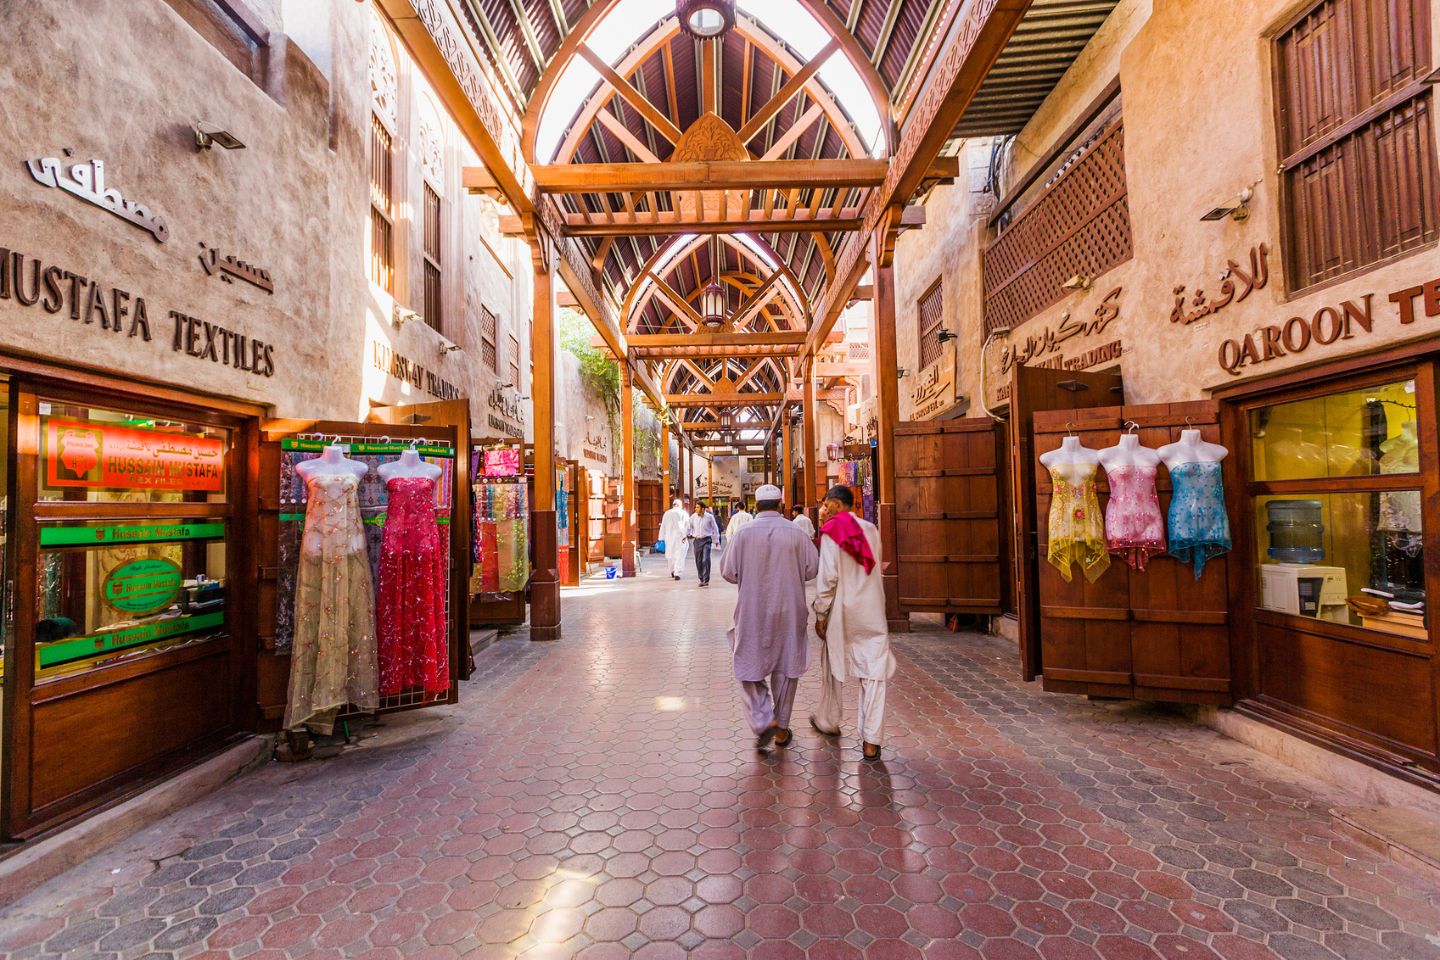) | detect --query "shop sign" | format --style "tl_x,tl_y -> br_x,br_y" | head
488,385 -> 522,422
1170,244 -> 1270,326
372,340 -> 463,401
281,438 -> 454,458
1216,277 -> 1440,375
38,610 -> 224,670
911,362 -> 955,419
0,247 -> 277,377
199,242 -> 274,293
25,154 -> 169,242
40,521 -> 225,548
1001,286 -> 1123,373
44,418 -> 225,492
582,447 -> 608,464
487,413 -> 523,437
102,558 -> 183,615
